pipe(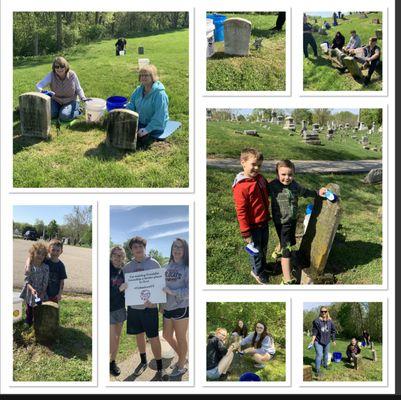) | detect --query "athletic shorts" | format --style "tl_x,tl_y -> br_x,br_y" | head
110,307 -> 127,325
126,307 -> 159,338
274,220 -> 297,258
163,307 -> 189,320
